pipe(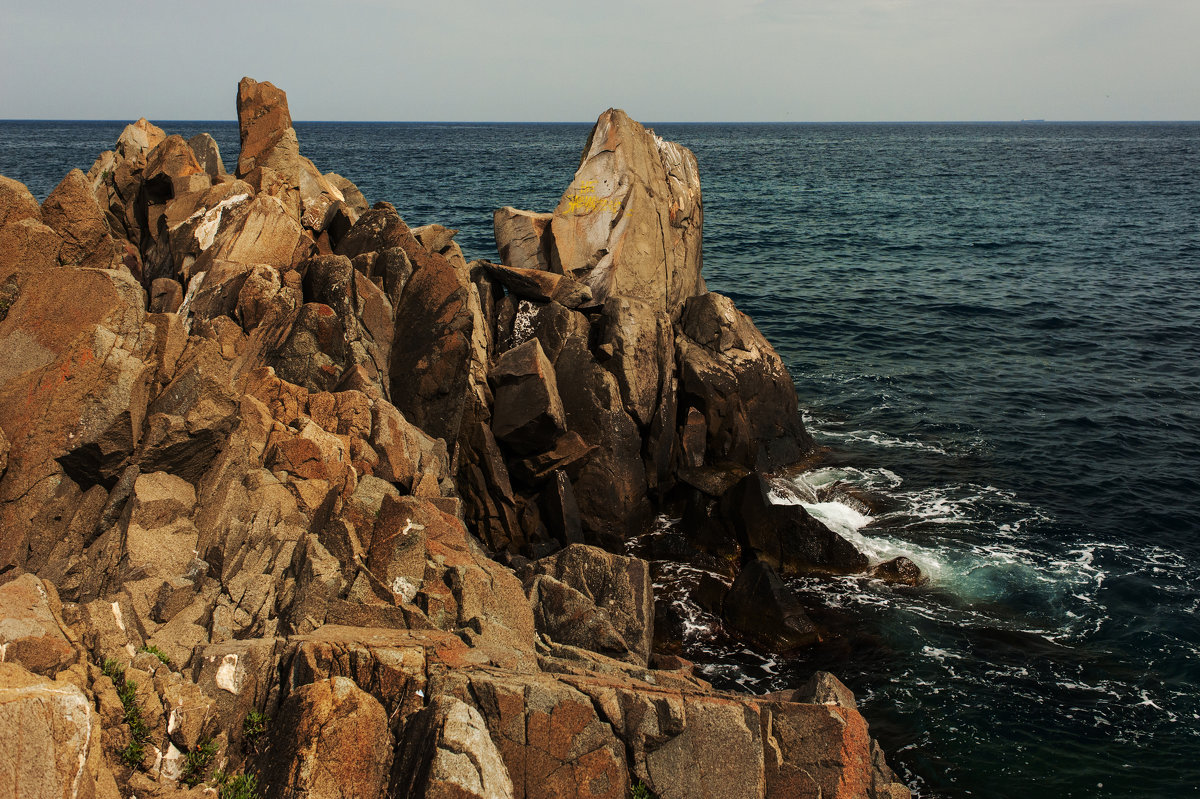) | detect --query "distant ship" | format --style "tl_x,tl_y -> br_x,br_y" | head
1020,119 -> 1047,123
